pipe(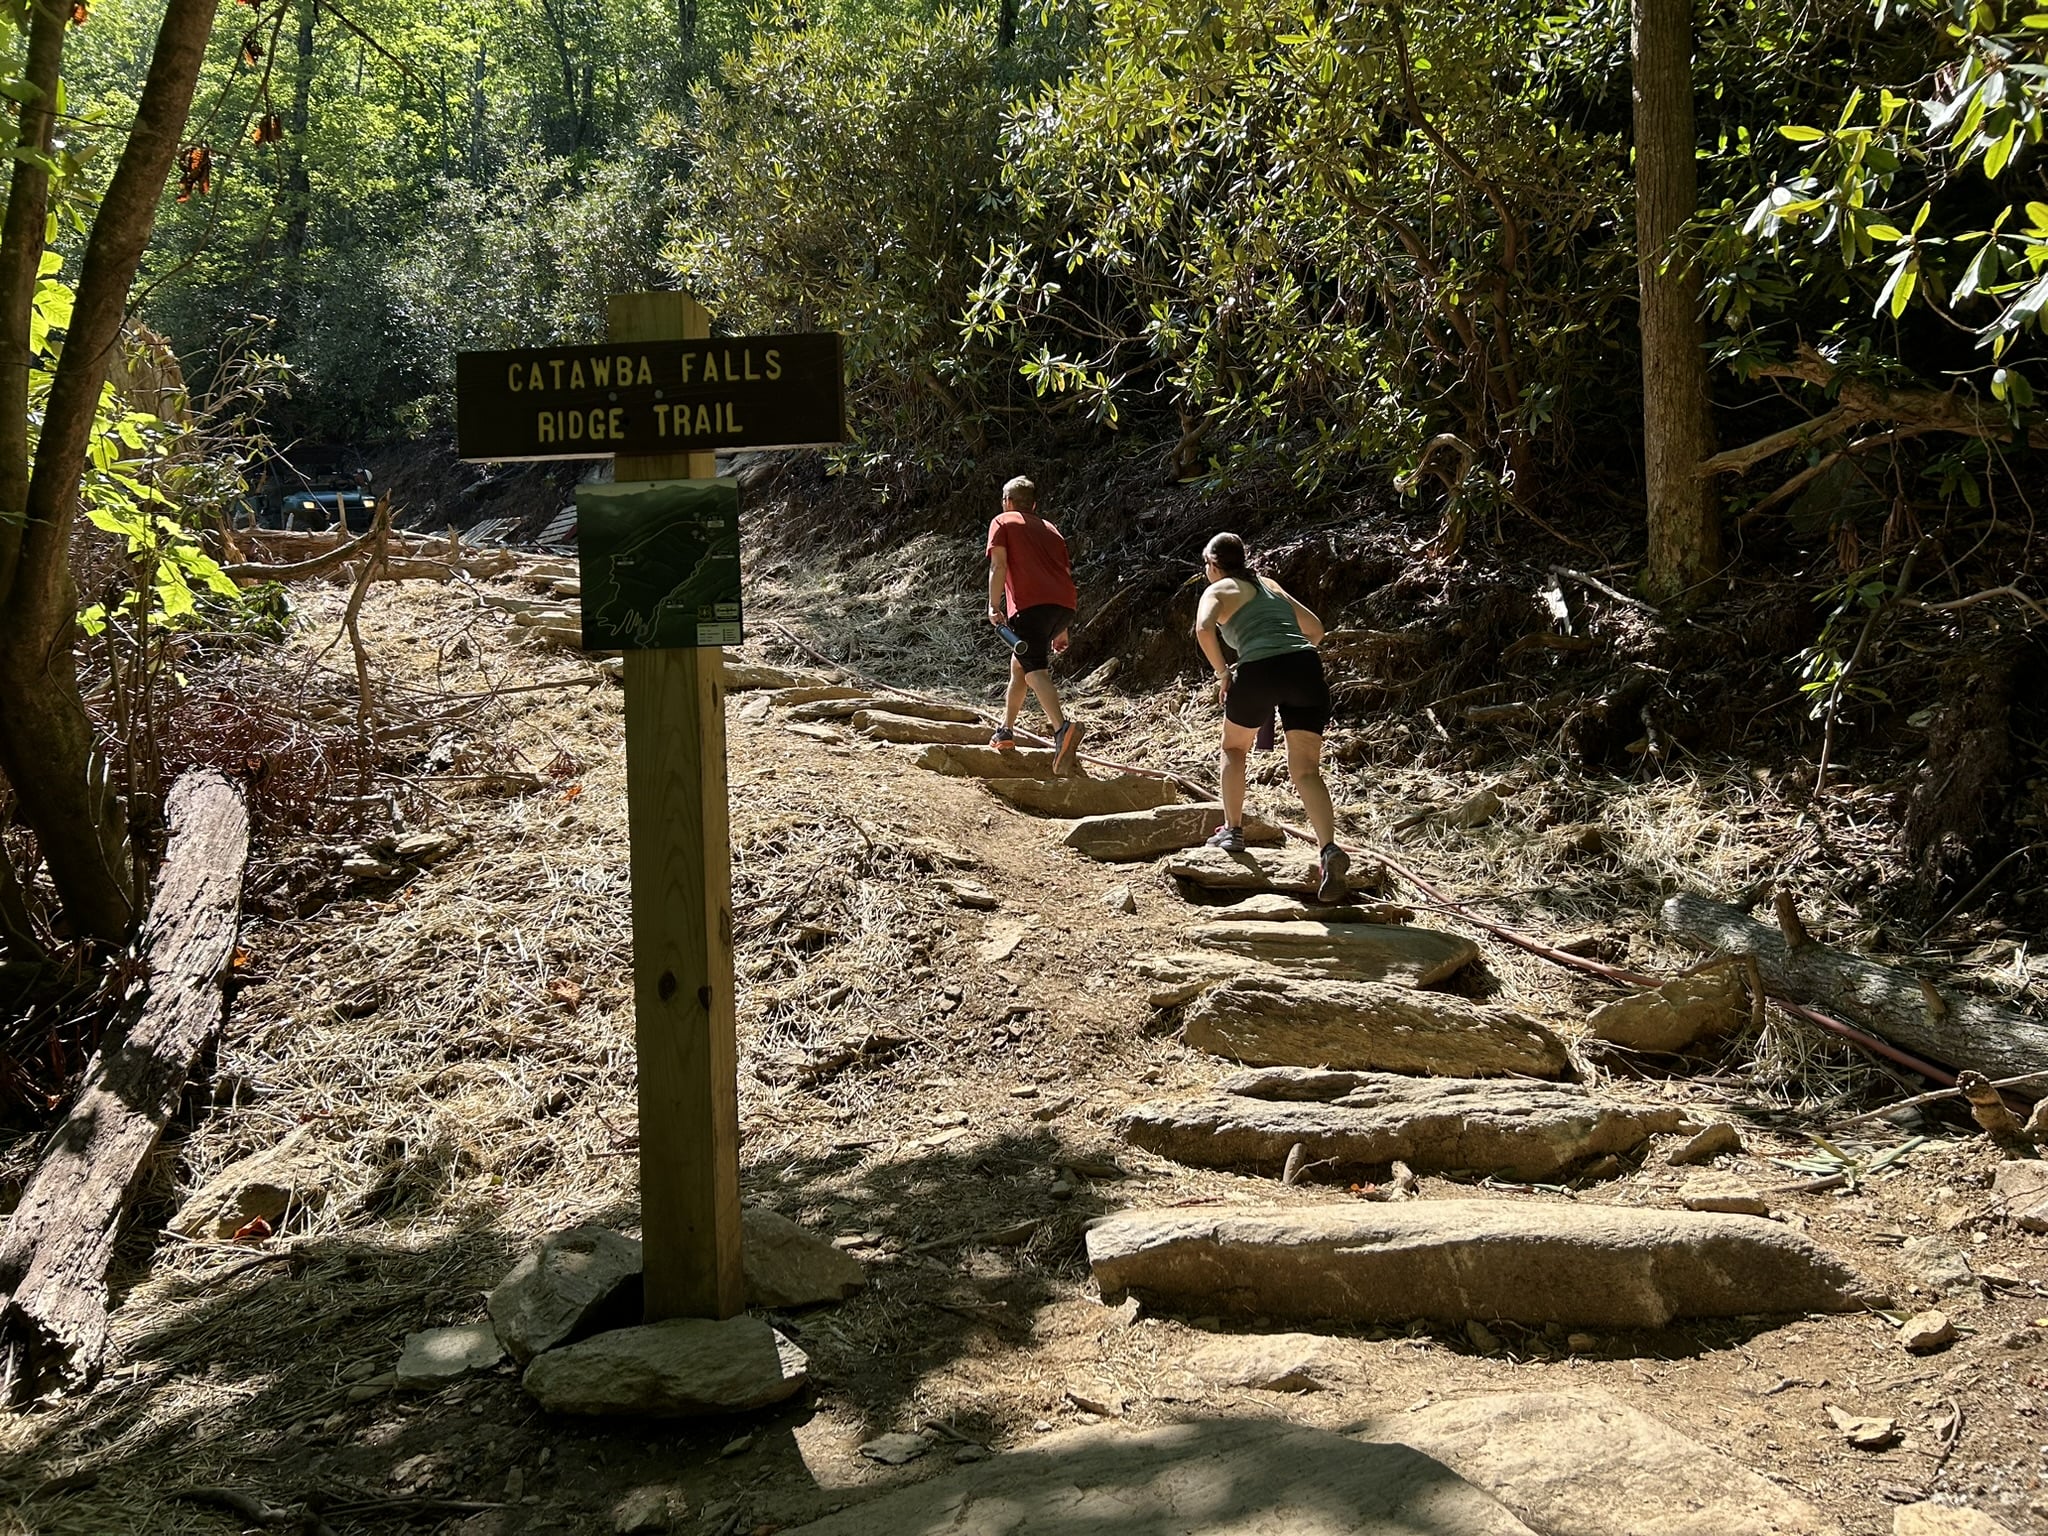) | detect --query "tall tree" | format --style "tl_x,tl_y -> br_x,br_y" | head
1634,0 -> 1719,603
0,0 -> 221,942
